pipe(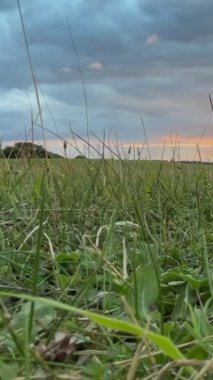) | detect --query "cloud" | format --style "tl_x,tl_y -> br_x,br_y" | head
139,0 -> 213,43
88,61 -> 103,70
145,34 -> 160,45
0,0 -> 213,160
59,66 -> 73,74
